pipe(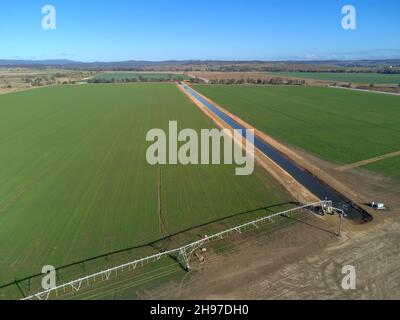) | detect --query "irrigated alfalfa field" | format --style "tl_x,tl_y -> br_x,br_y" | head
194,85 -> 400,180
0,83 -> 290,298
